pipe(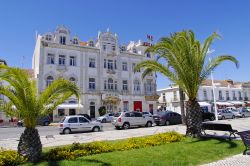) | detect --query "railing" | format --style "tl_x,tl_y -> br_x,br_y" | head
57,65 -> 67,71
106,69 -> 116,74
